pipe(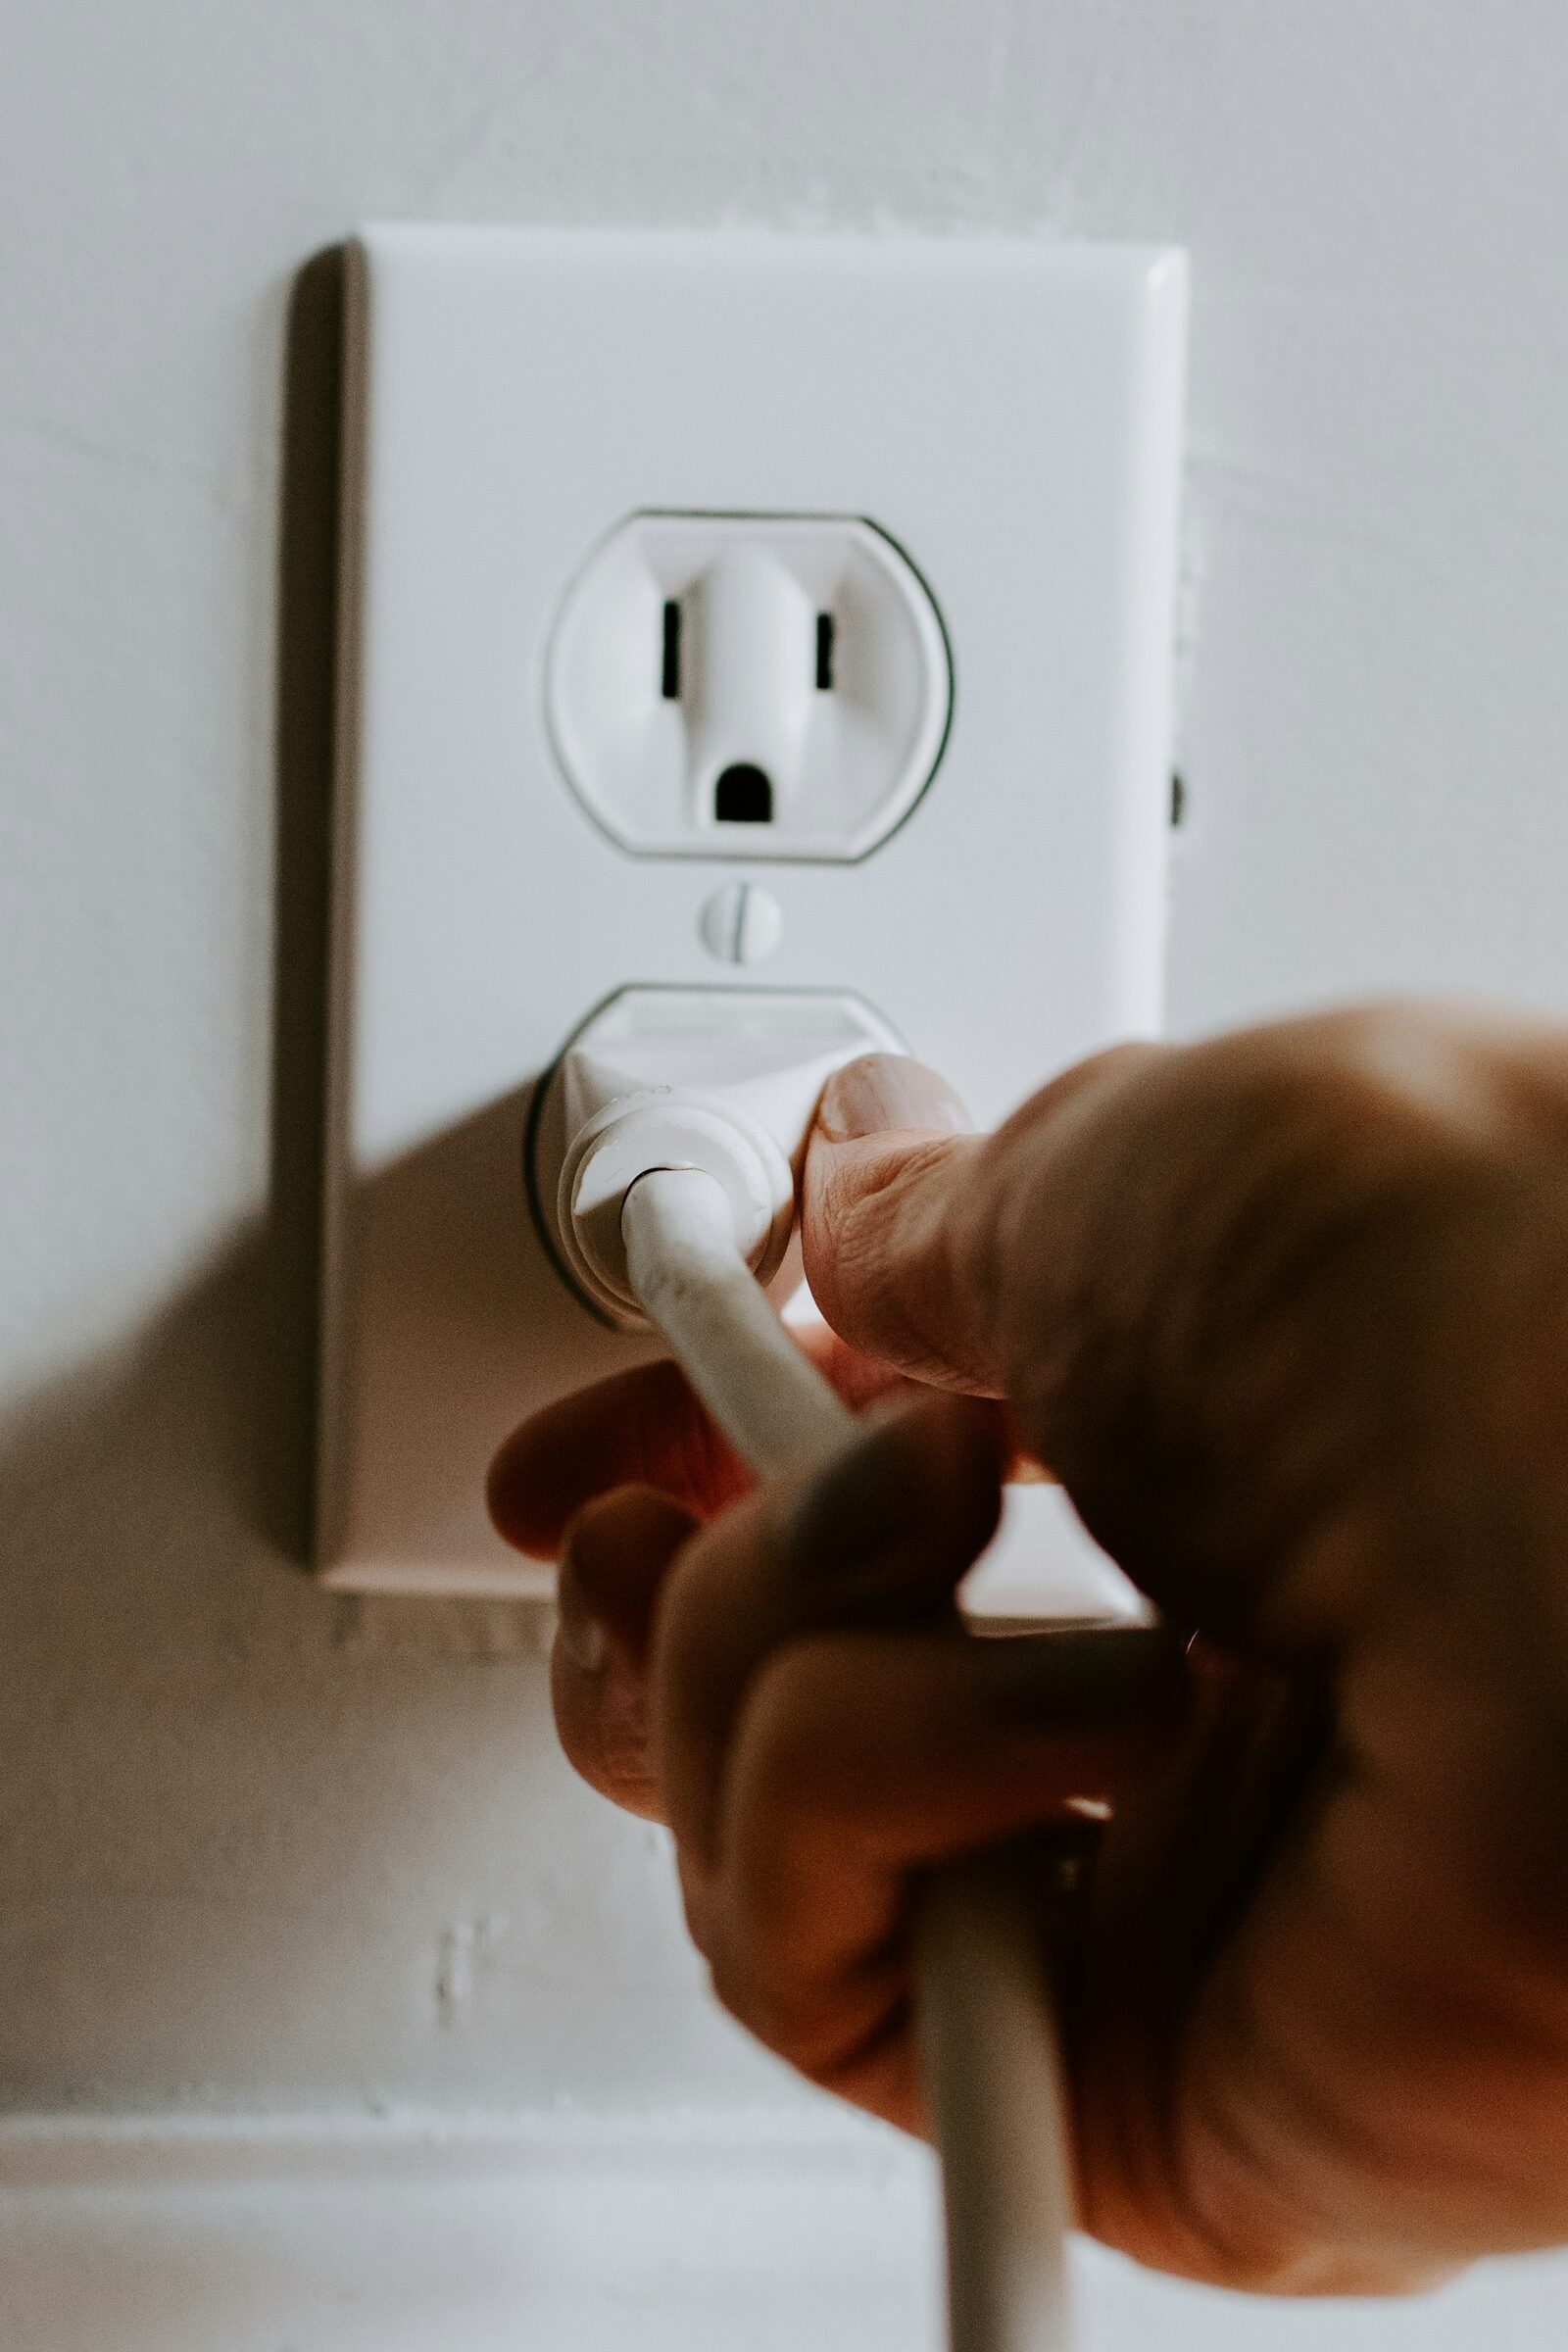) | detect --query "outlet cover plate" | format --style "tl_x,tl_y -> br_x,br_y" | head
319,227 -> 1187,1597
